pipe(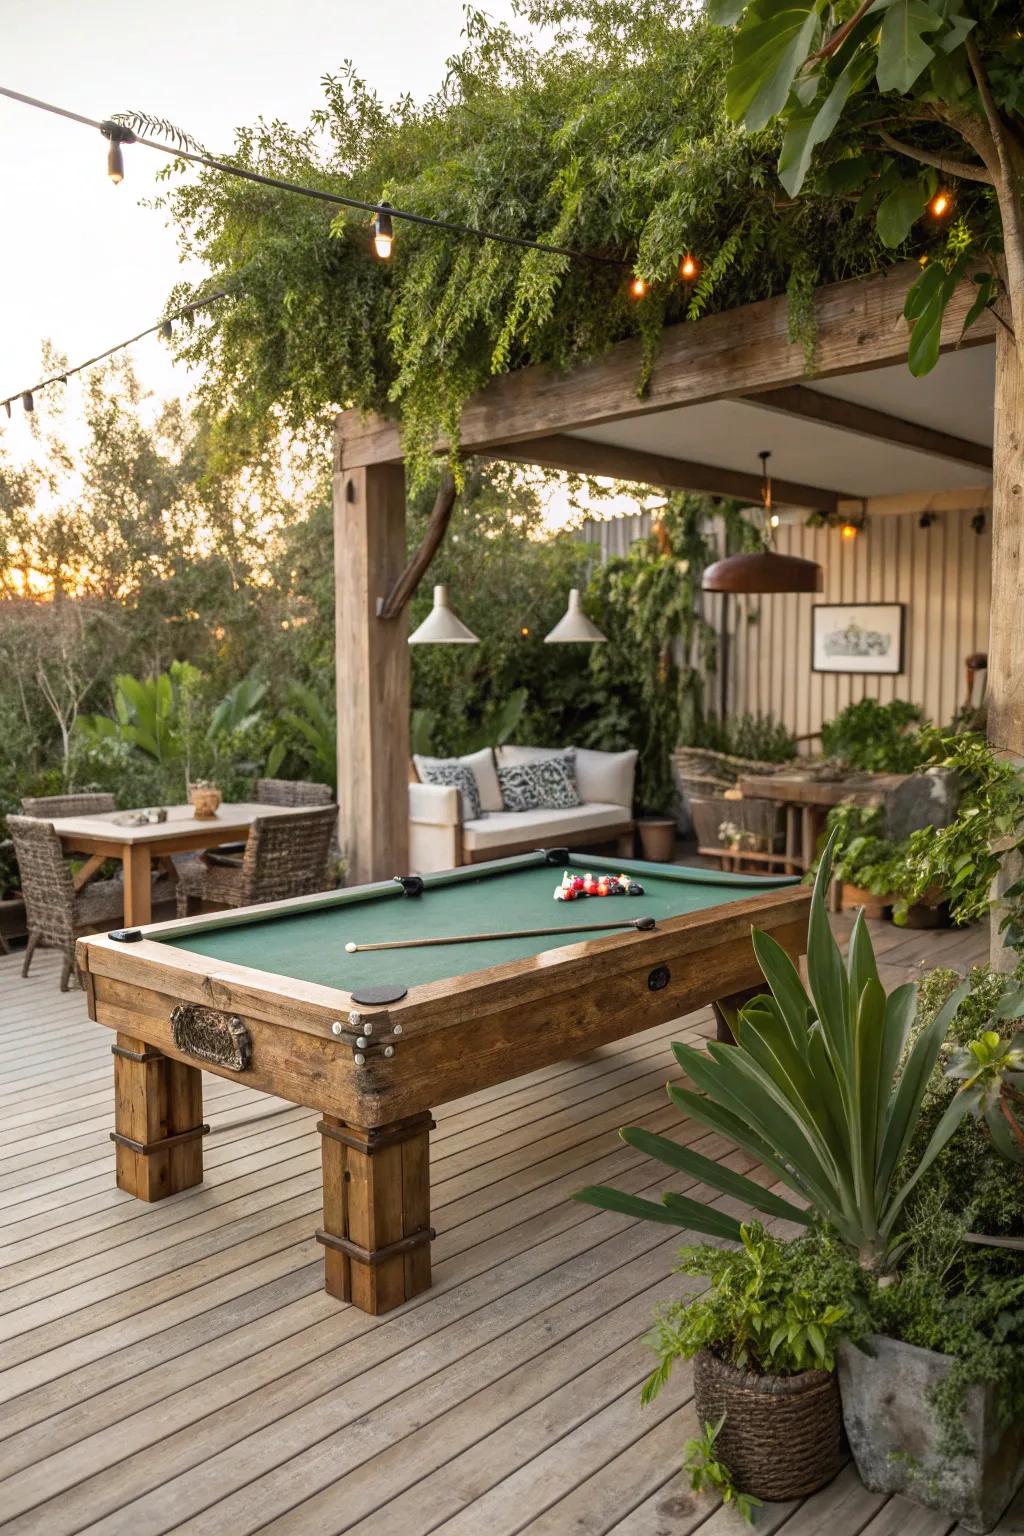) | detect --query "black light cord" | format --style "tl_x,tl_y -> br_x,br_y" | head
0,290 -> 228,415
0,85 -> 630,269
